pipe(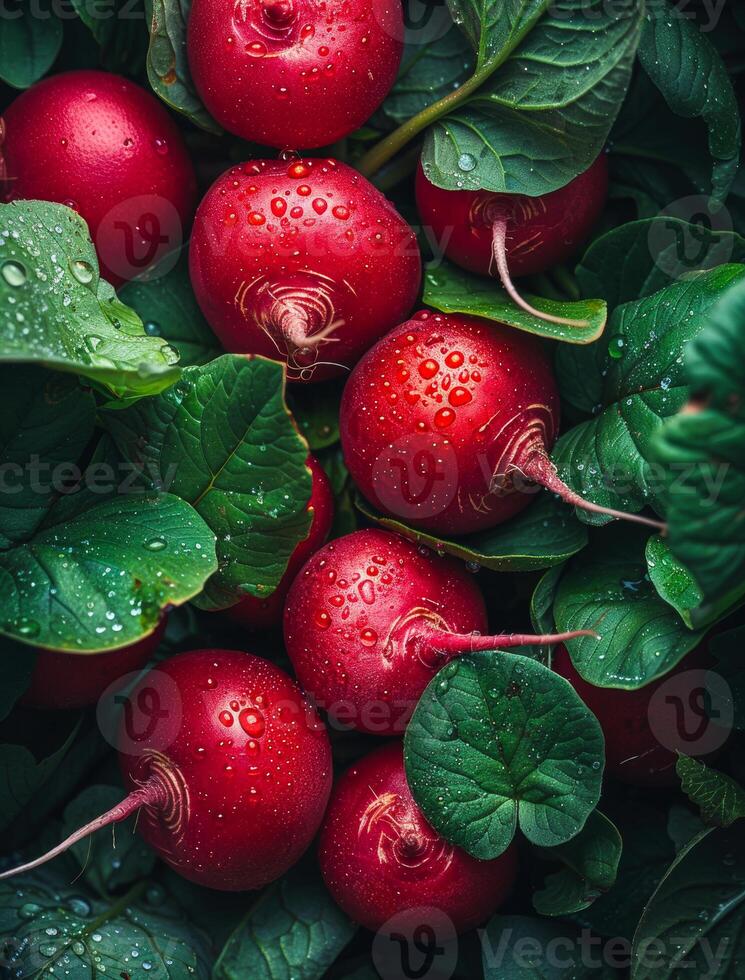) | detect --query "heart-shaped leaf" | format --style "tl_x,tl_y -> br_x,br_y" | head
423,261 -> 606,344
104,355 -> 312,610
356,490 -> 588,573
533,810 -> 622,917
405,652 -> 604,859
553,264 -> 745,524
0,201 -> 181,401
553,525 -> 705,688
214,866 -> 356,980
0,494 -> 216,650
